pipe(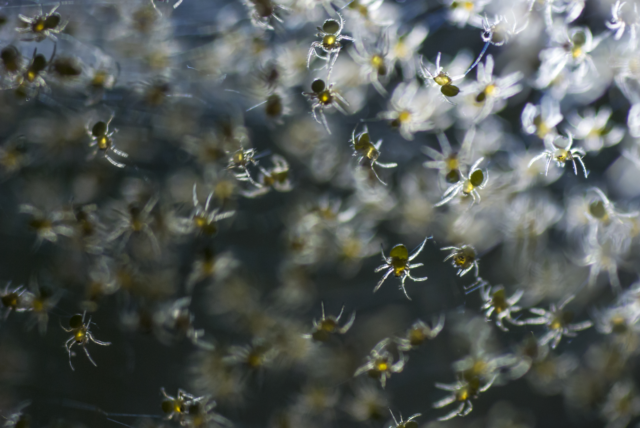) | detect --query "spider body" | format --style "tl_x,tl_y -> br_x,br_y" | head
307,14 -> 354,76
303,79 -> 348,134
306,302 -> 356,342
435,158 -> 488,207
374,237 -> 429,300
87,117 -> 129,168
350,125 -> 397,185
528,134 -> 588,178
62,313 -> 111,370
226,145 -> 261,187
354,338 -> 406,388
17,5 -> 67,42
441,245 -> 479,277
